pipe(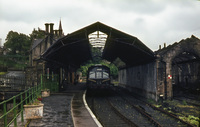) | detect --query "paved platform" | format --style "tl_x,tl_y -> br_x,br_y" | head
25,83 -> 101,127
72,91 -> 100,127
28,94 -> 74,127
10,84 -> 100,127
